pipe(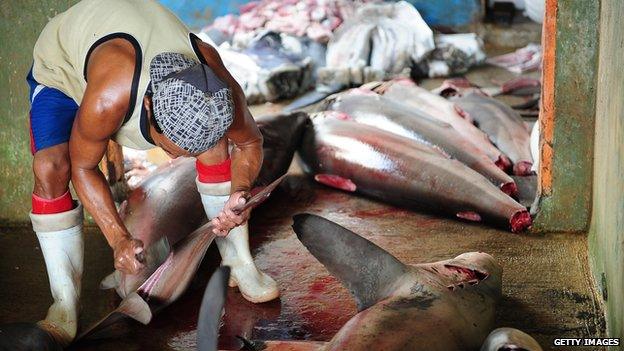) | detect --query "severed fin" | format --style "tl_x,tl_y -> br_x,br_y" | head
292,214 -> 407,311
116,292 -> 152,325
314,174 -> 357,192
456,211 -> 482,222
480,327 -> 543,351
197,266 -> 231,351
100,271 -> 120,290
77,293 -> 152,341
